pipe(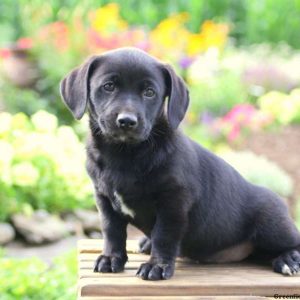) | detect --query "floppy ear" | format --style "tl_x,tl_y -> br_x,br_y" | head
60,55 -> 98,120
164,64 -> 189,129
